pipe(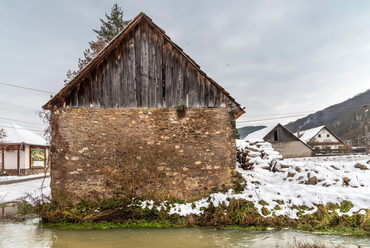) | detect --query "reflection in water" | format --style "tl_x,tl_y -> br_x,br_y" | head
0,220 -> 369,248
